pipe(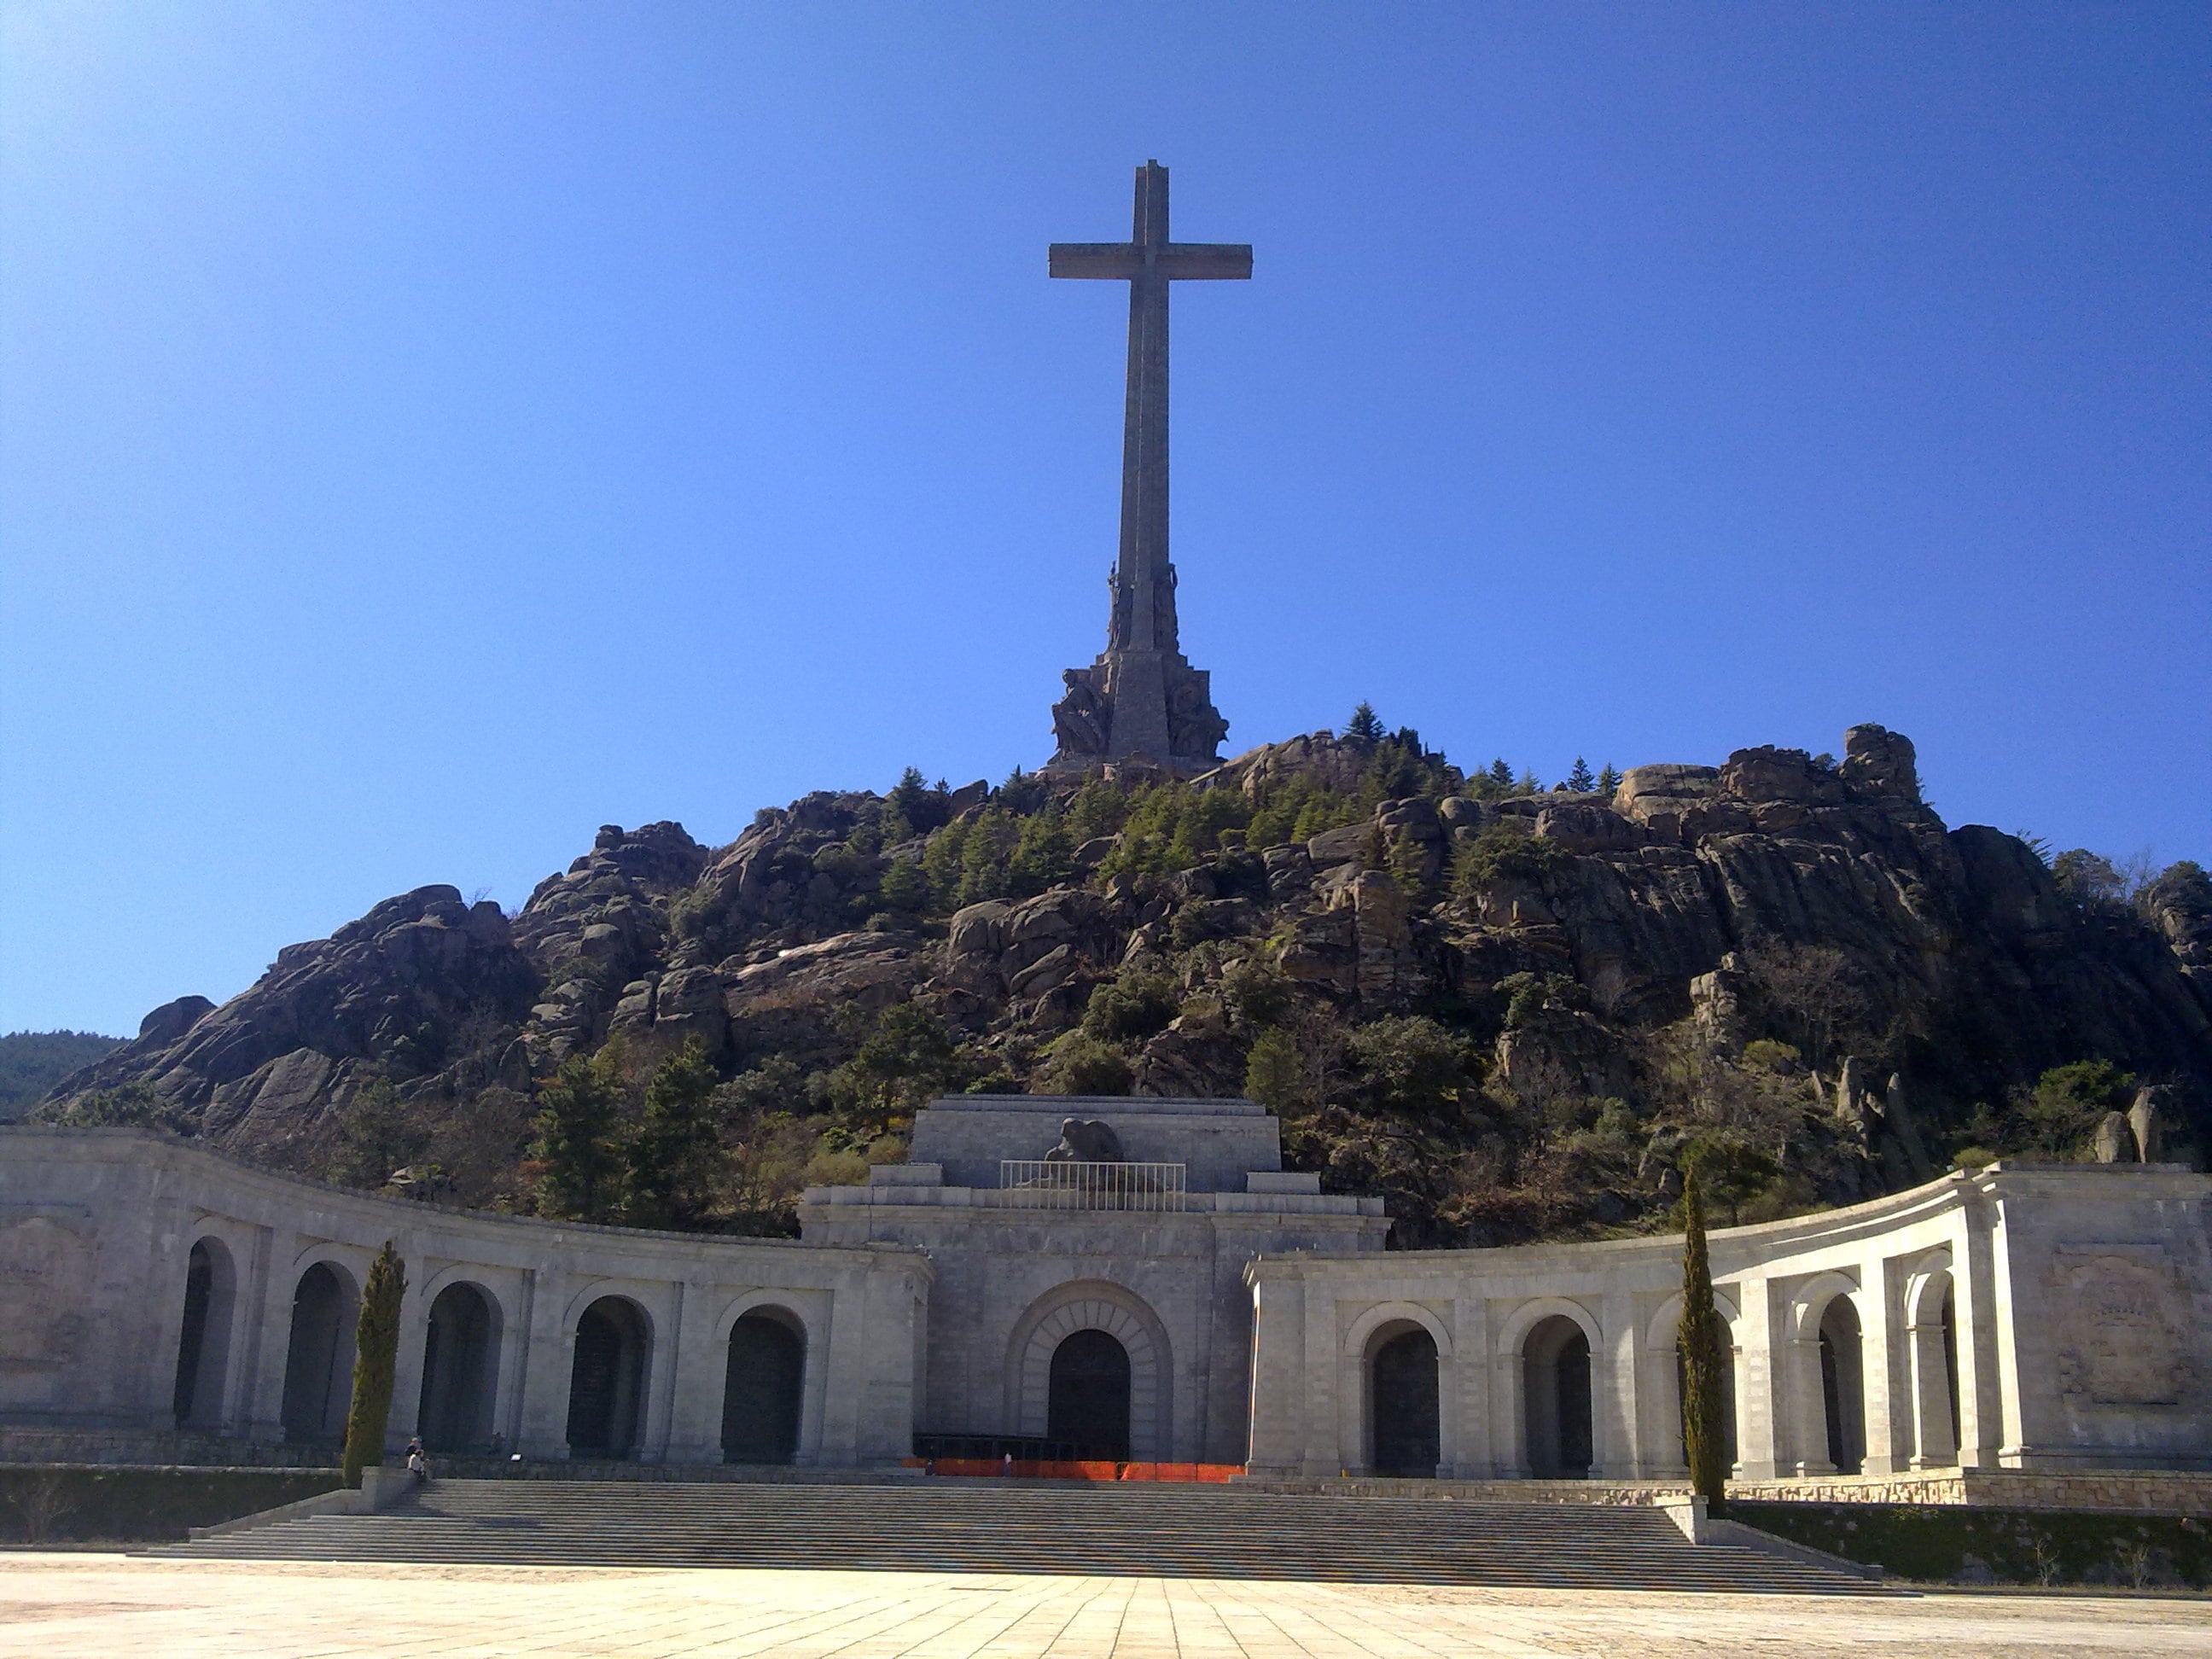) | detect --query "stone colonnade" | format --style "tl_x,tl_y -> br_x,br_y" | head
1246,1163 -> 2212,1480
2,1132 -> 929,1467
